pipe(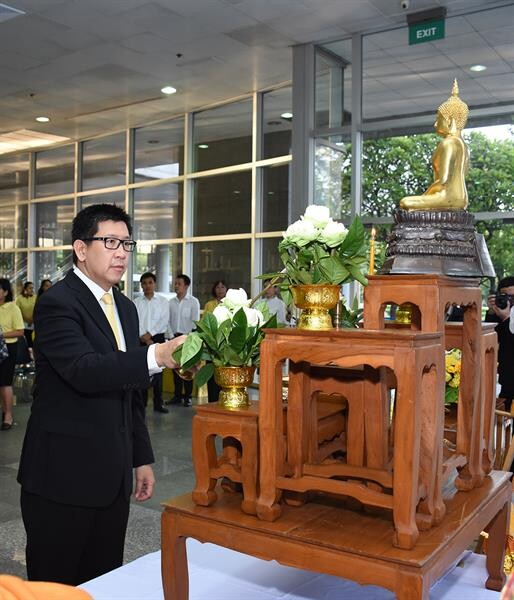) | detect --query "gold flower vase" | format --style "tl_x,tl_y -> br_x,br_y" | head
214,365 -> 256,409
291,284 -> 340,331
